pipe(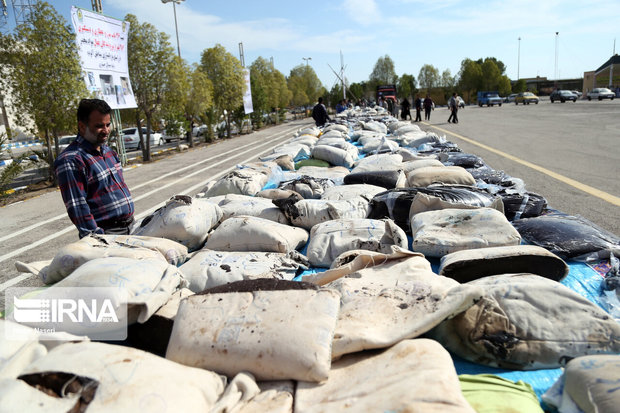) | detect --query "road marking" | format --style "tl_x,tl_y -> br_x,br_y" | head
0,125 -> 300,244
425,123 -> 620,207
